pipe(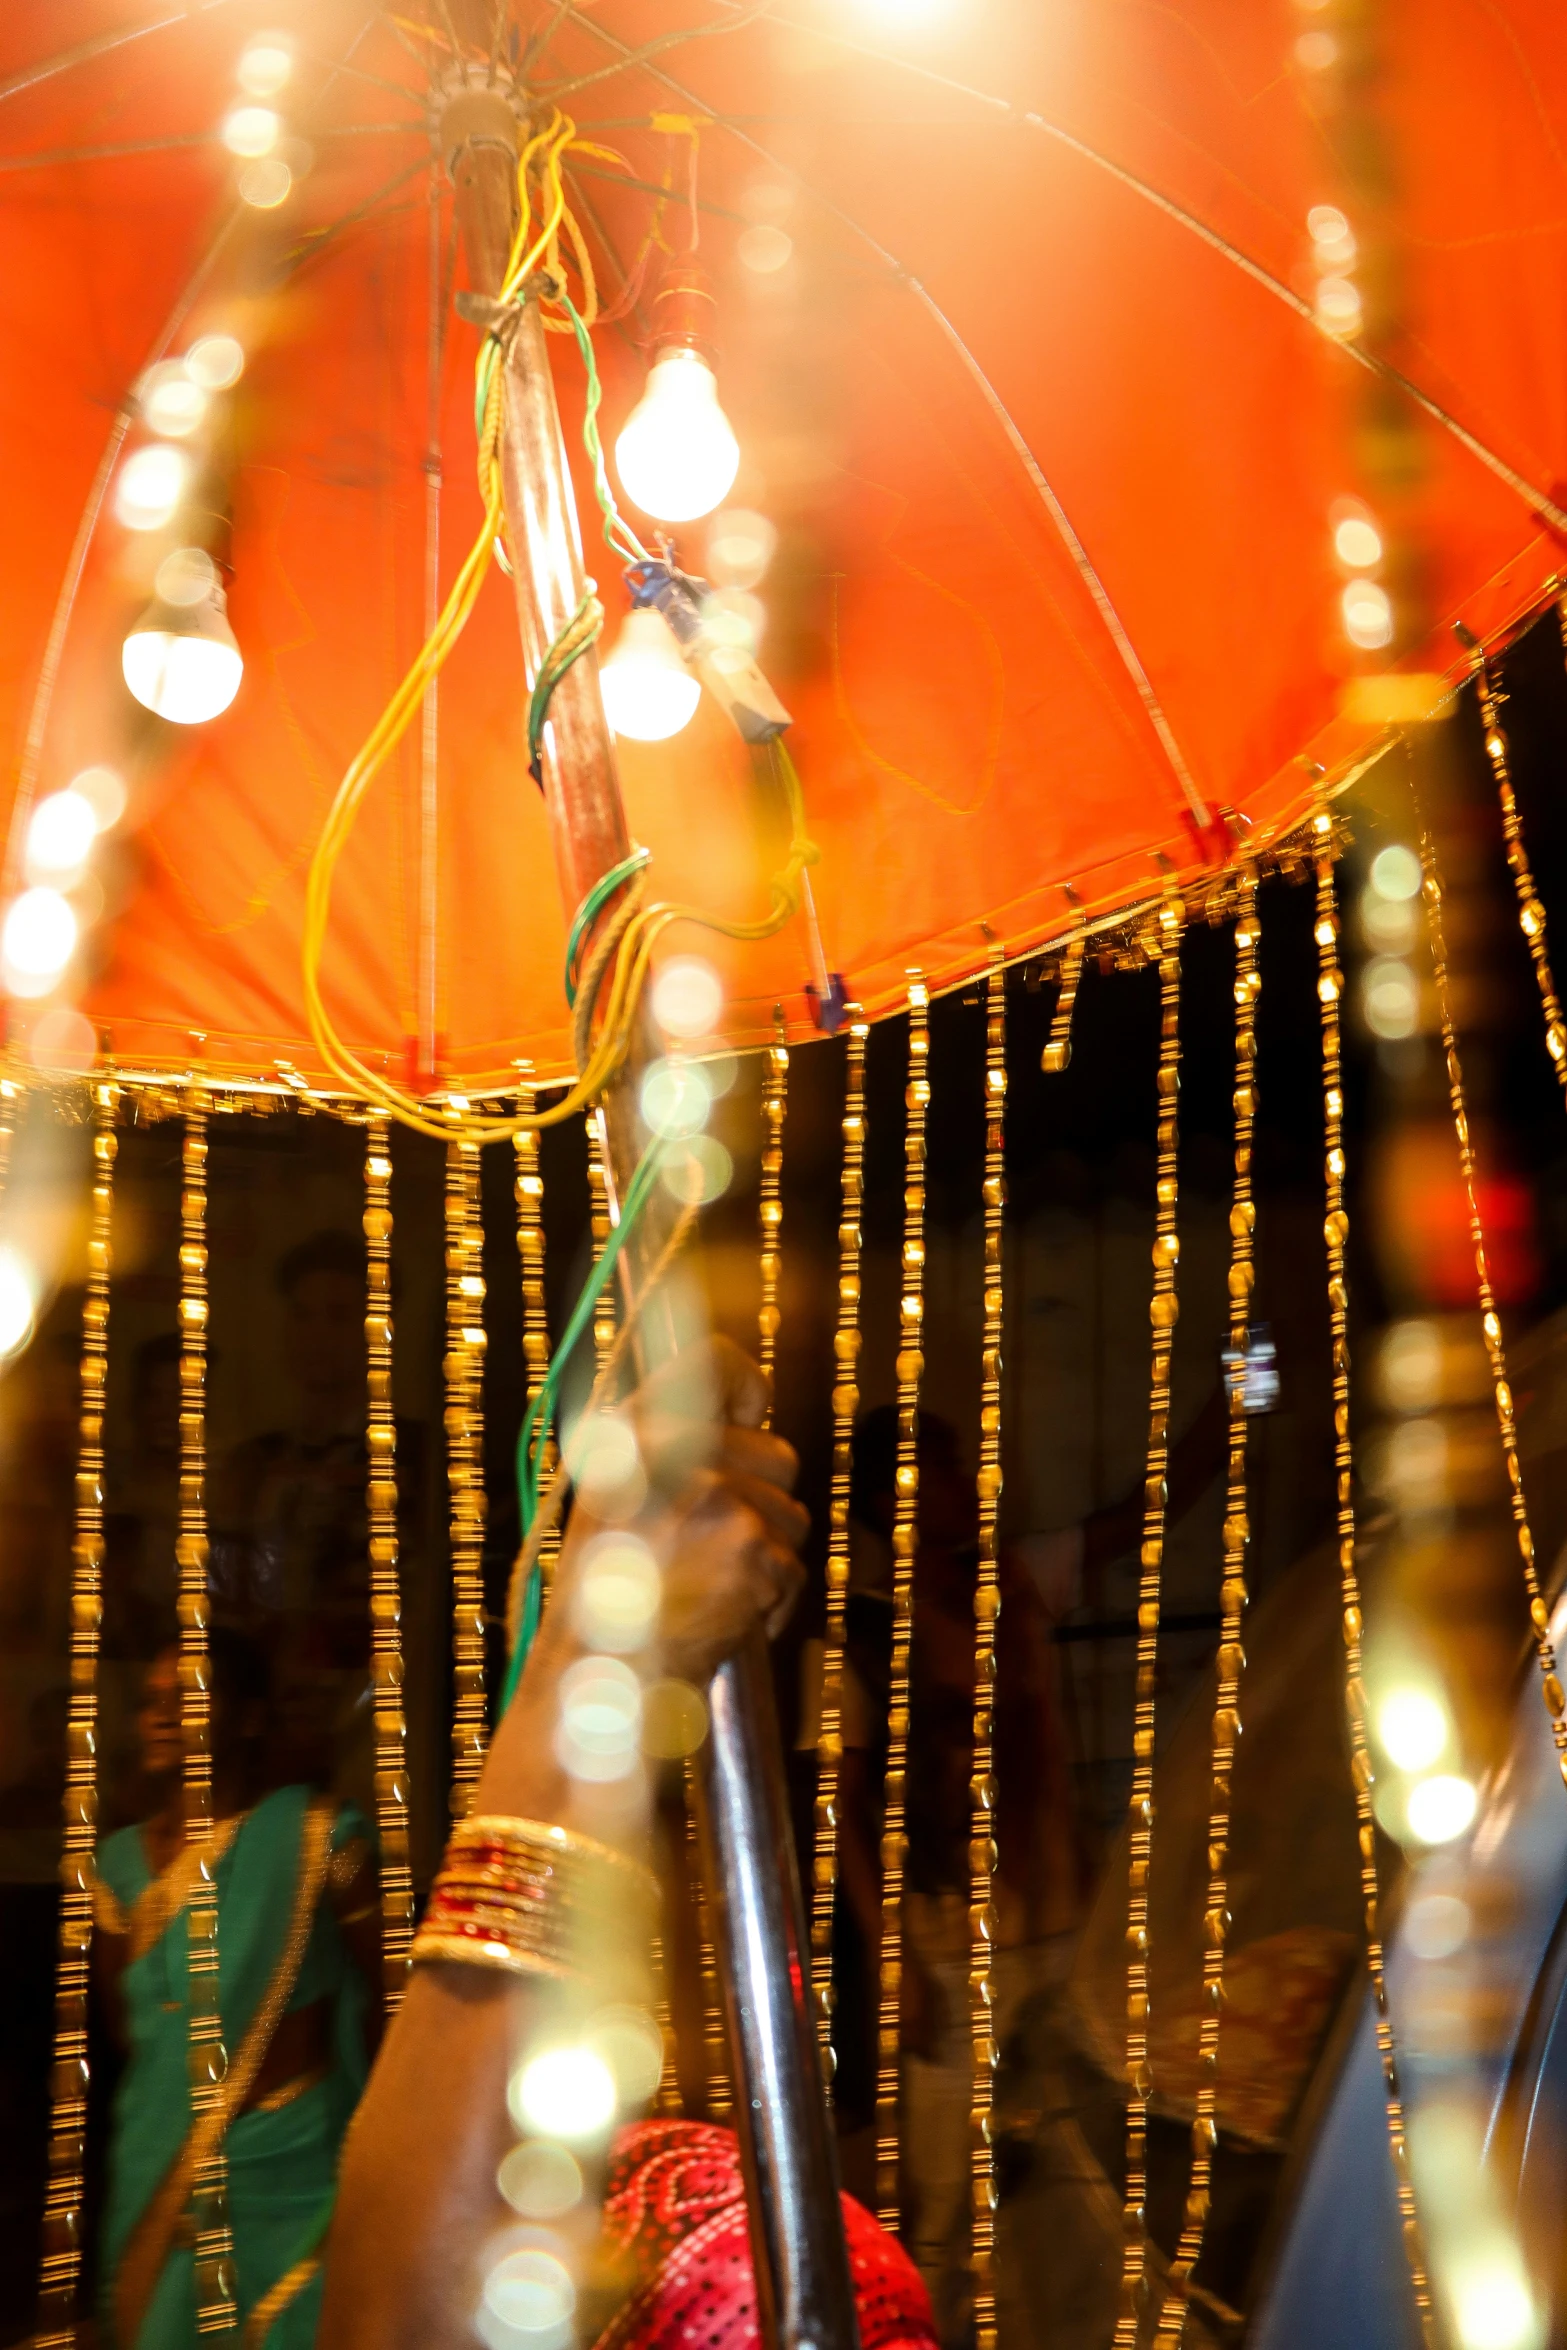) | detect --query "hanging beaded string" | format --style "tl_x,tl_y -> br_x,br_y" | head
178,1080 -> 238,2335
364,1118 -> 413,2005
1475,649 -> 1567,1092
446,1126 -> 488,1819
969,957 -> 1006,2350
1111,884 -> 1184,2350
812,1010 -> 869,2083
586,1110 -> 618,1374
1042,932 -> 1086,1072
1417,824 -> 1567,1780
1153,874 -> 1261,2343
757,1018 -> 789,1424
513,1078 -> 561,1602
876,972 -> 931,2228
35,1075 -> 117,2349
1315,813 -> 1438,2344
